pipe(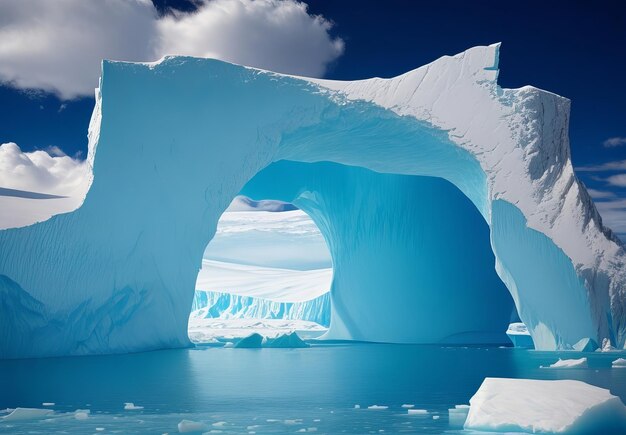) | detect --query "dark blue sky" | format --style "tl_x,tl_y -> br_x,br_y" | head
1,0 -> 624,191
